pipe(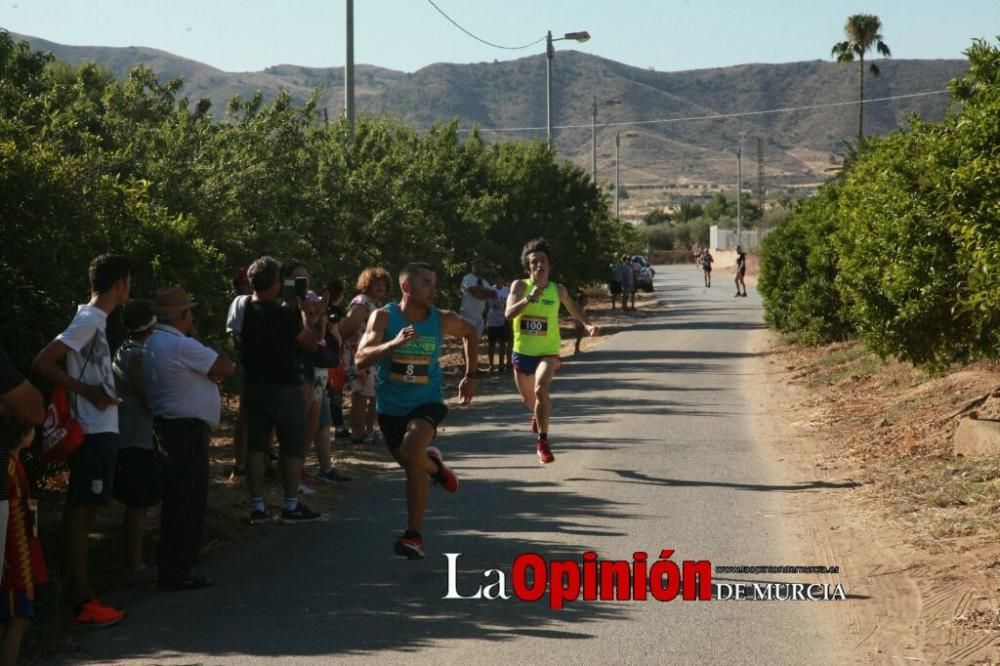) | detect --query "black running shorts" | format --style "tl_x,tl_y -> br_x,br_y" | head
377,403 -> 449,450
